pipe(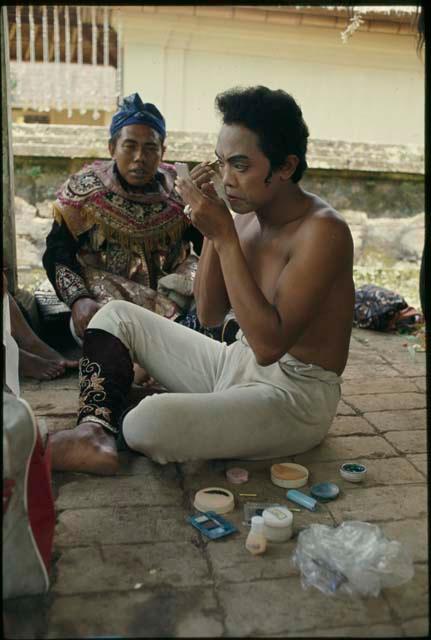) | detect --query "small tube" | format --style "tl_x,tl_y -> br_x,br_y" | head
286,489 -> 317,511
